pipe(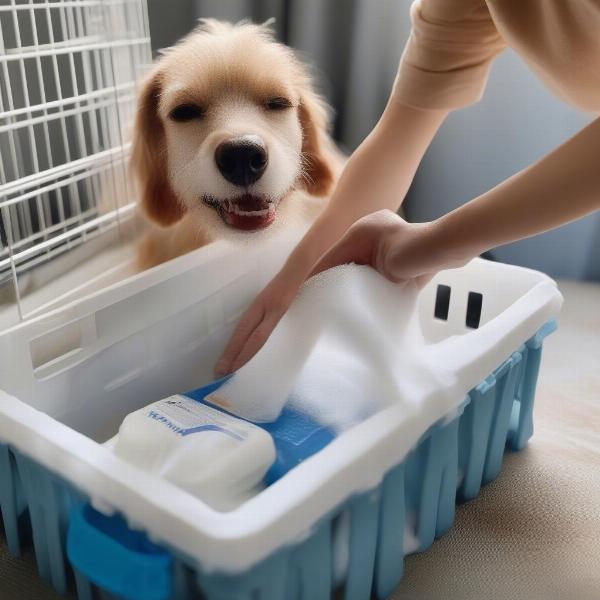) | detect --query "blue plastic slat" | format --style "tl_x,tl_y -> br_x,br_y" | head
199,547 -> 290,600
374,464 -> 405,600
170,560 -> 195,600
0,321 -> 555,600
294,521 -> 332,600
483,352 -> 522,484
506,319 -> 556,451
0,444 -> 23,556
435,418 -> 460,538
43,471 -> 69,594
508,345 -> 542,451
405,418 -> 460,552
343,490 -> 380,600
72,568 -> 94,600
527,319 -> 557,350
15,454 -> 53,587
458,380 -> 497,501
